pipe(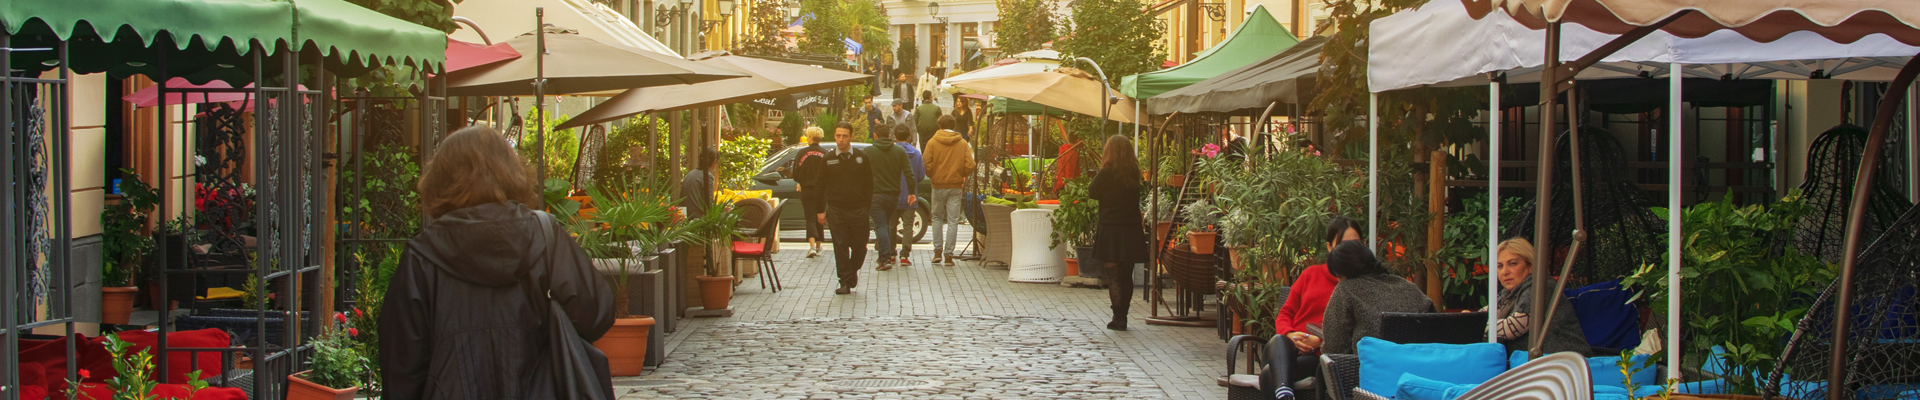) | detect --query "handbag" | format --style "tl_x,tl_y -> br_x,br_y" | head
527,211 -> 617,400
